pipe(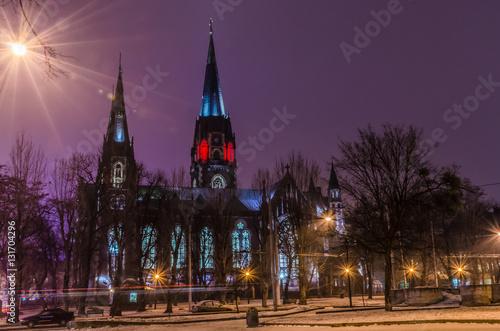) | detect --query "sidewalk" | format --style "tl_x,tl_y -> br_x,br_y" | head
6,294 -> 500,330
